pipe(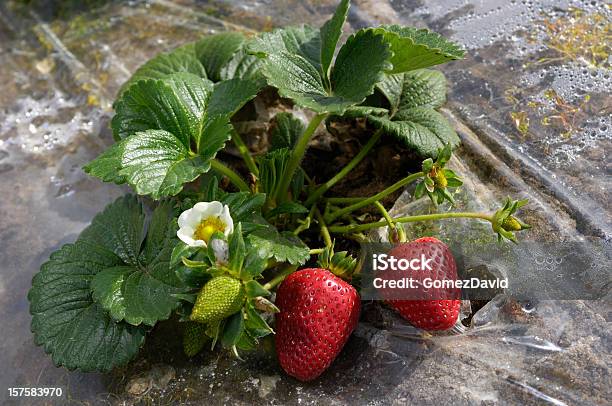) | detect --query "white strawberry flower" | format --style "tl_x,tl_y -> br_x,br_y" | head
177,201 -> 234,248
